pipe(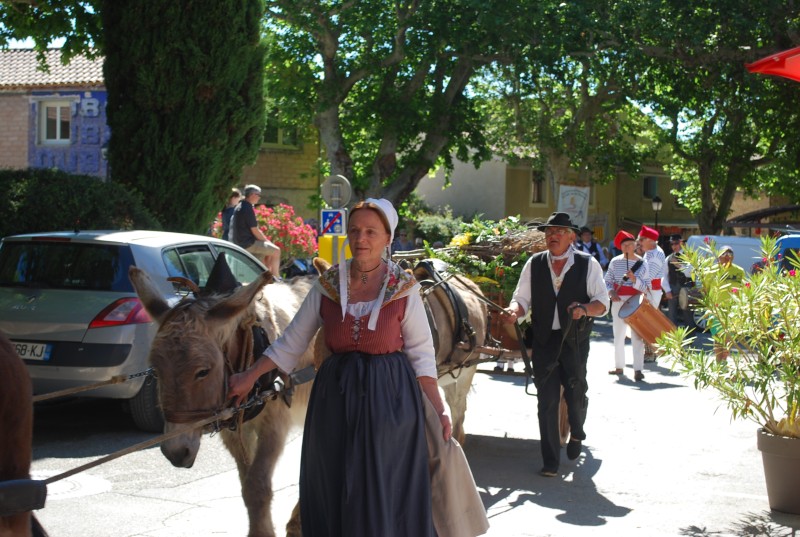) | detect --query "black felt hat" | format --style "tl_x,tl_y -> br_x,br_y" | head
537,212 -> 580,233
